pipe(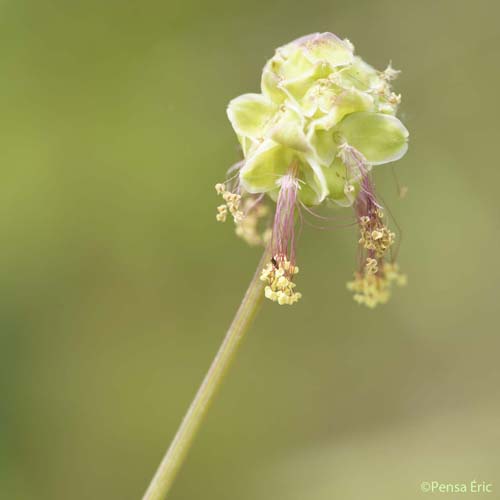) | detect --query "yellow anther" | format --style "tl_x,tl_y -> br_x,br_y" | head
276,276 -> 289,289
216,204 -> 228,222
260,257 -> 302,305
215,183 -> 226,195
215,184 -> 248,226
365,258 -> 378,275
233,199 -> 270,246
347,262 -> 406,308
265,286 -> 278,301
358,209 -> 395,259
